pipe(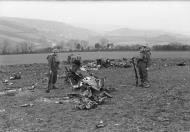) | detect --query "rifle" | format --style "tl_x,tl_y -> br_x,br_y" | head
47,56 -> 55,92
130,57 -> 139,86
